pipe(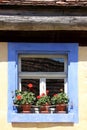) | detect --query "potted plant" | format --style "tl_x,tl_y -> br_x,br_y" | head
13,90 -> 36,113
36,93 -> 51,113
13,90 -> 23,113
51,92 -> 69,113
